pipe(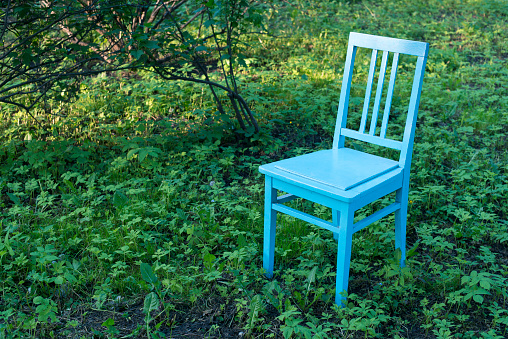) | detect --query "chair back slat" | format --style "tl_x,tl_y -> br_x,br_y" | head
380,52 -> 399,138
359,49 -> 378,134
333,32 -> 428,168
369,50 -> 389,136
